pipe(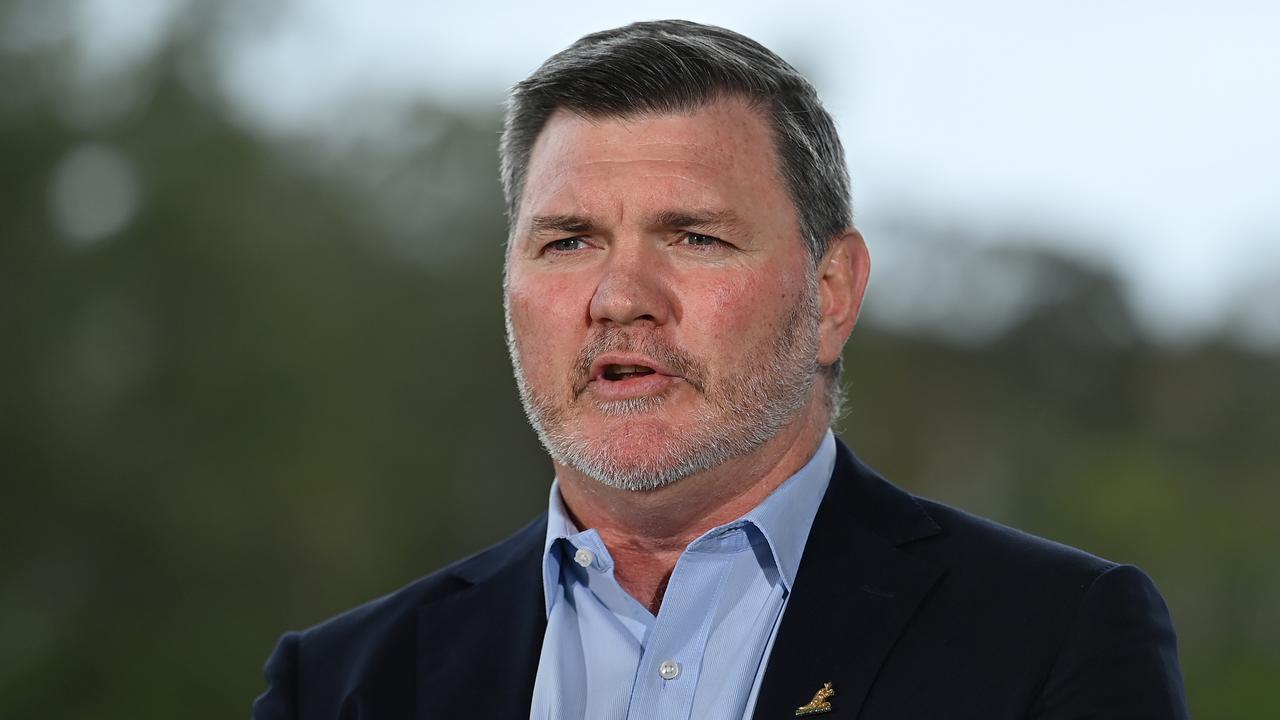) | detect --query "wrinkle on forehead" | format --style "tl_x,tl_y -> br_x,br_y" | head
535,100 -> 769,164
571,161 -> 723,195
515,98 -> 793,238
576,158 -> 720,172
